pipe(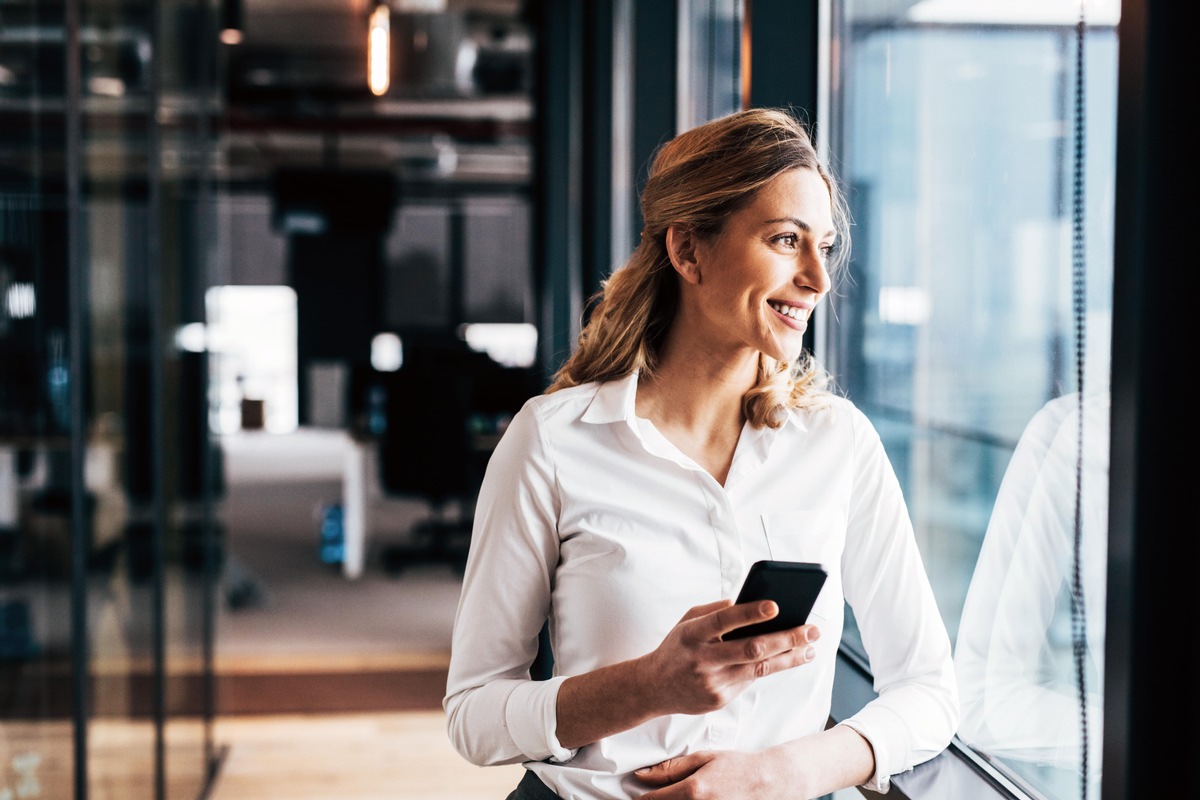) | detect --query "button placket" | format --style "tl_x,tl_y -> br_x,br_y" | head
706,486 -> 744,598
